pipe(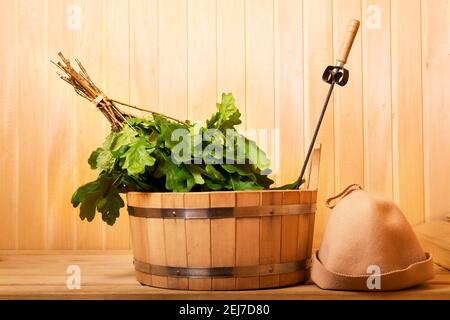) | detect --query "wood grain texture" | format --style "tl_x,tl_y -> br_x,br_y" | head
245,0 -> 275,129
0,0 -> 18,250
236,217 -> 260,289
0,0 -> 449,250
127,192 -> 162,208
362,0 -> 393,199
184,193 -> 210,209
129,216 -> 148,262
129,0 -> 159,114
211,218 -> 236,290
333,0 -> 364,190
0,253 -> 448,299
279,215 -> 300,286
422,0 -> 450,222
414,221 -> 450,270
211,192 -> 236,290
306,212 -> 316,260
126,189 -> 314,290
391,0 -> 424,226
73,0 -> 105,250
161,193 -> 184,208
186,219 -> 212,290
303,0 -> 335,249
147,218 -> 167,288
275,0 -> 304,186
158,0 -> 188,119
185,194 -> 211,290
17,0 -> 47,249
188,0 -> 216,121
300,191 -> 315,260
259,216 -> 281,288
245,0 -> 275,170
217,0 -> 246,120
46,0 -> 75,249
307,146 -> 321,190
210,191 -> 236,208
103,0 -> 130,250
236,191 -> 261,207
164,219 -> 188,289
